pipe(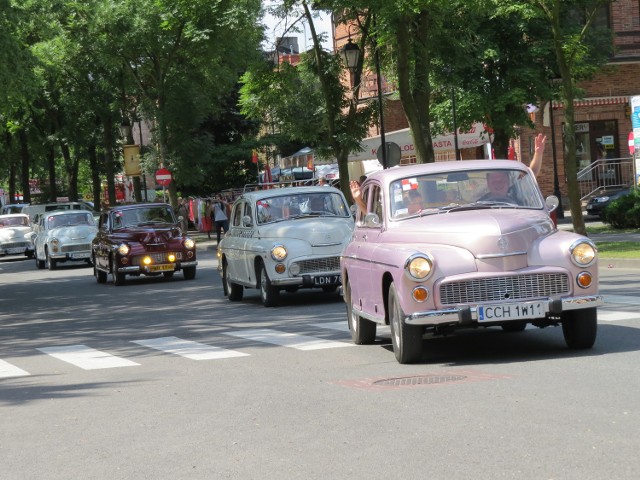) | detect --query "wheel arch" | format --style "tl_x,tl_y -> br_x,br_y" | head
381,271 -> 394,325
